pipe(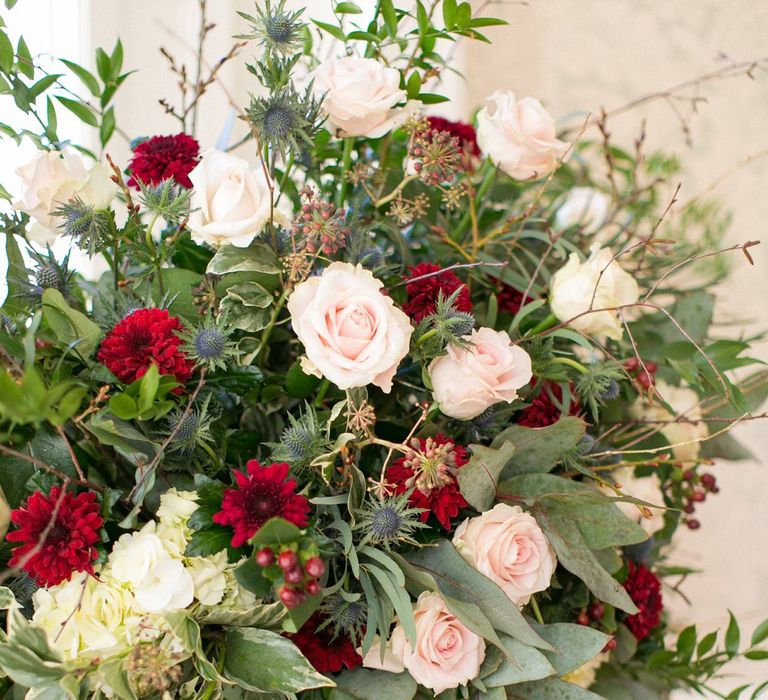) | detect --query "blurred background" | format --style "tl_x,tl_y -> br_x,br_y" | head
1,0 -> 767,694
